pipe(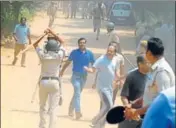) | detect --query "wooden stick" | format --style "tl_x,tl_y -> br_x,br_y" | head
16,33 -> 47,58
